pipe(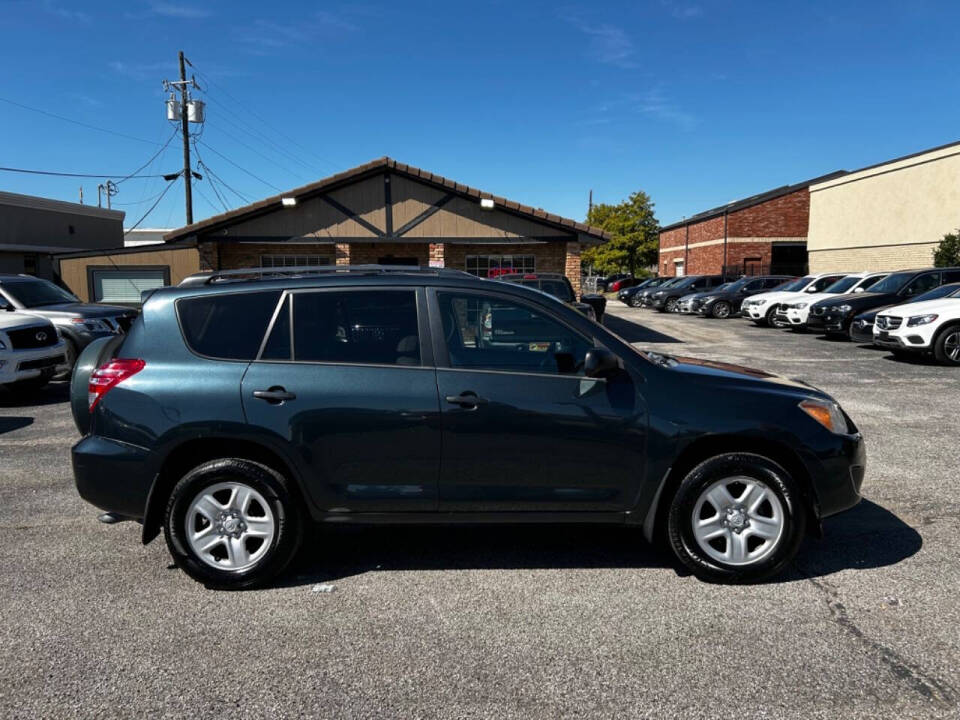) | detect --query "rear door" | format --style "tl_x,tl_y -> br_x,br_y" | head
429,288 -> 646,512
241,286 -> 441,512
